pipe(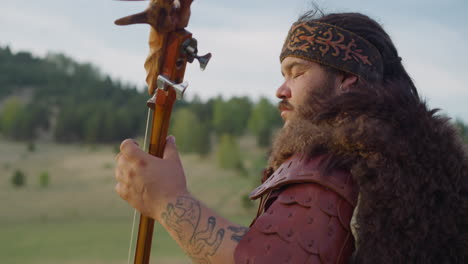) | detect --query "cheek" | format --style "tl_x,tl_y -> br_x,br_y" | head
291,82 -> 311,105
